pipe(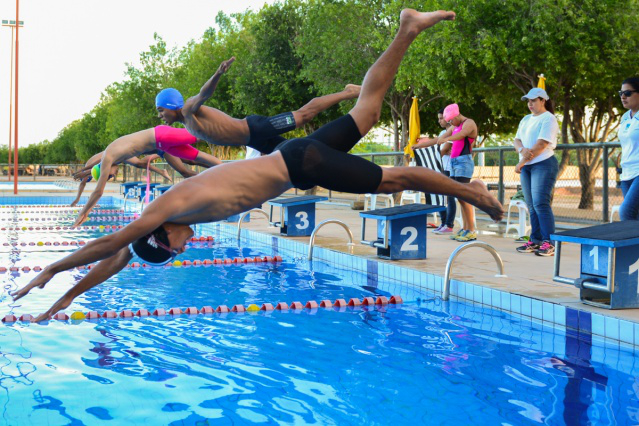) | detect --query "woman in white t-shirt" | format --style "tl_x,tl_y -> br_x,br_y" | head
513,88 -> 560,257
618,77 -> 639,221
